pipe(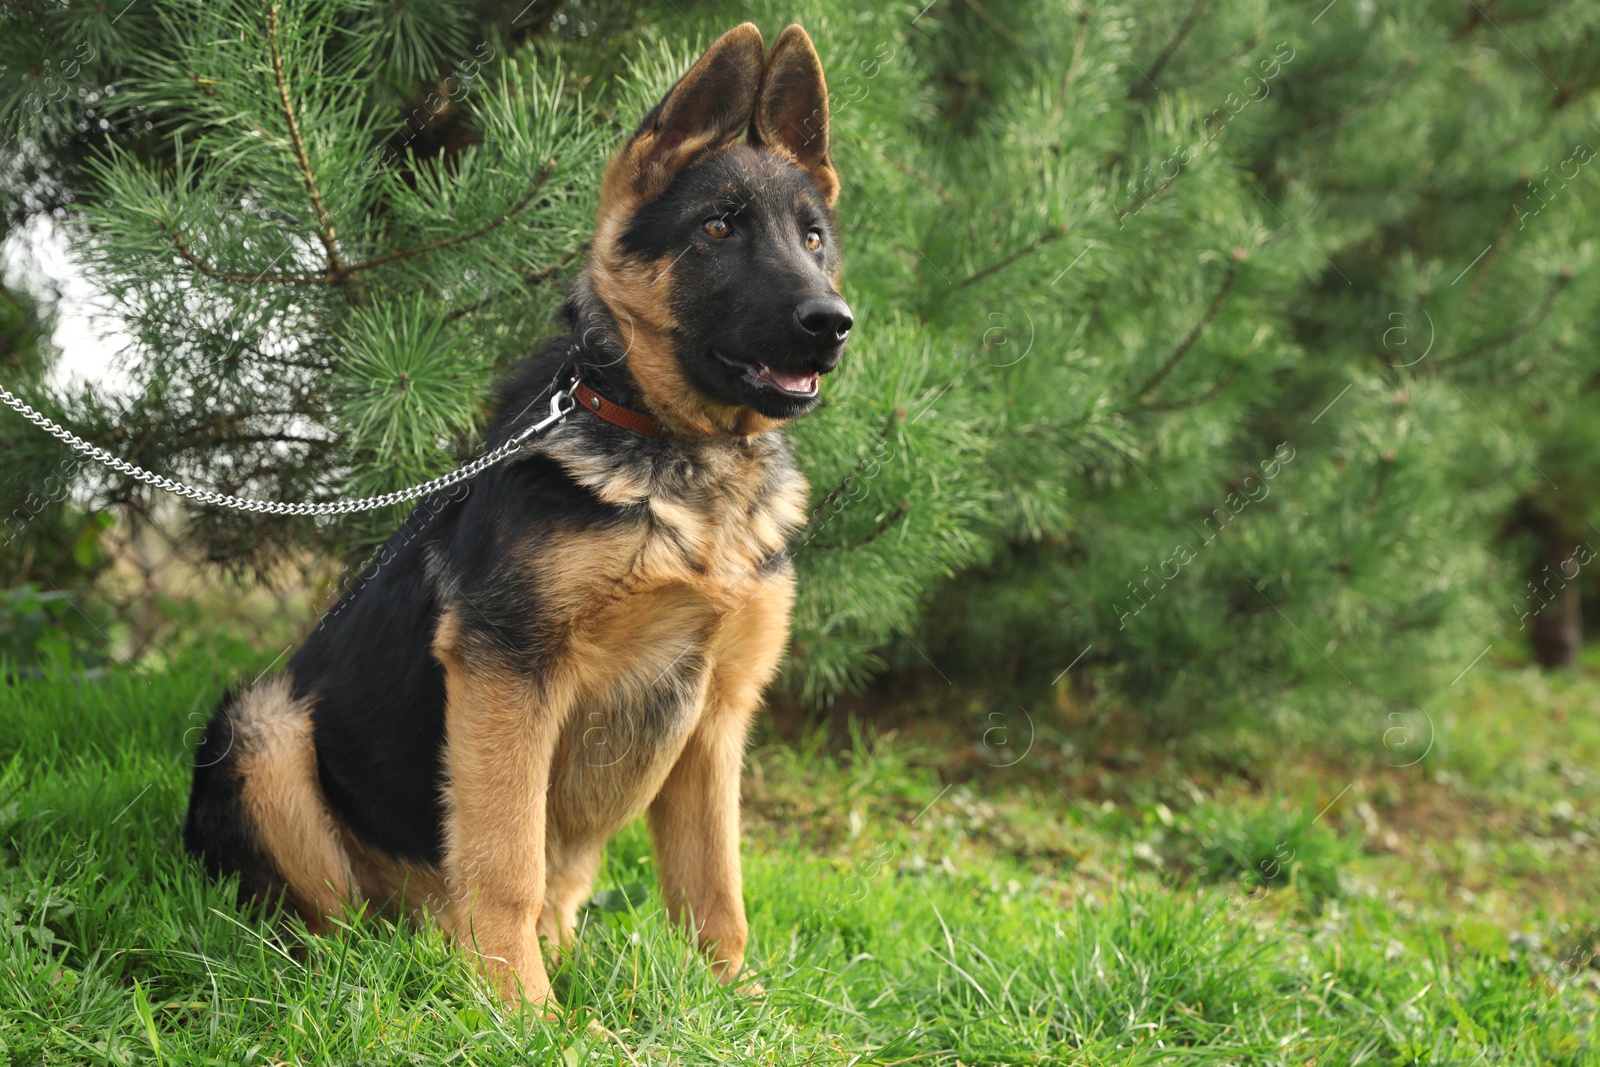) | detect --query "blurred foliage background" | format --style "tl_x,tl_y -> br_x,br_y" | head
1,0 -> 1597,728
